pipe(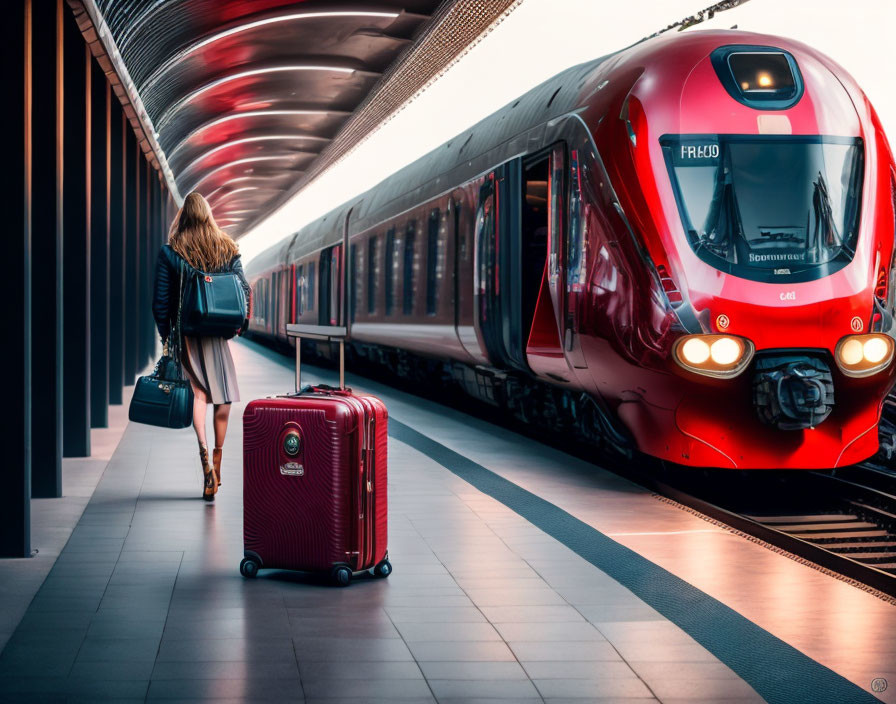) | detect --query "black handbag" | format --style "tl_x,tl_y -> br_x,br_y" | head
129,265 -> 194,429
180,258 -> 246,339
